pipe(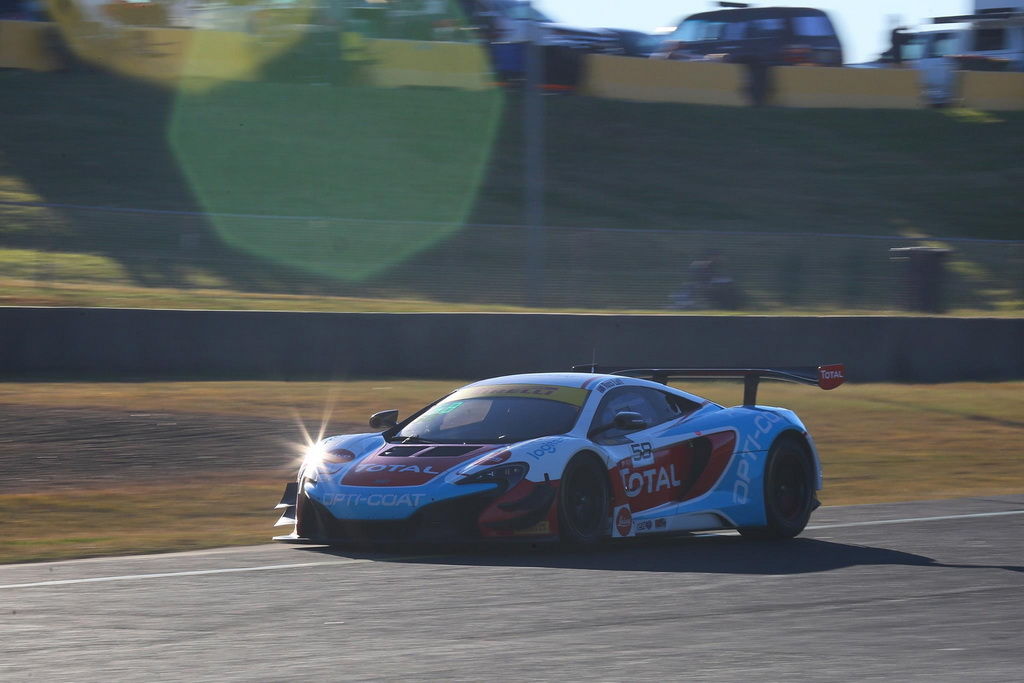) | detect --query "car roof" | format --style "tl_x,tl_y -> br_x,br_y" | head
464,372 -> 710,405
683,6 -> 829,22
467,372 -> 609,389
